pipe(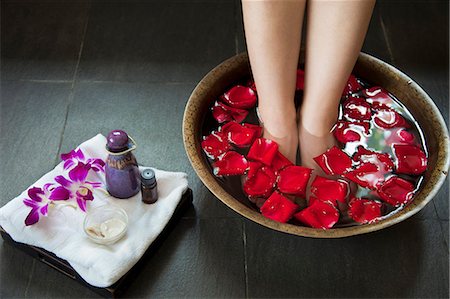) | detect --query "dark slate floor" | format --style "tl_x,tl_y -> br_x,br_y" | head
1,0 -> 448,298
